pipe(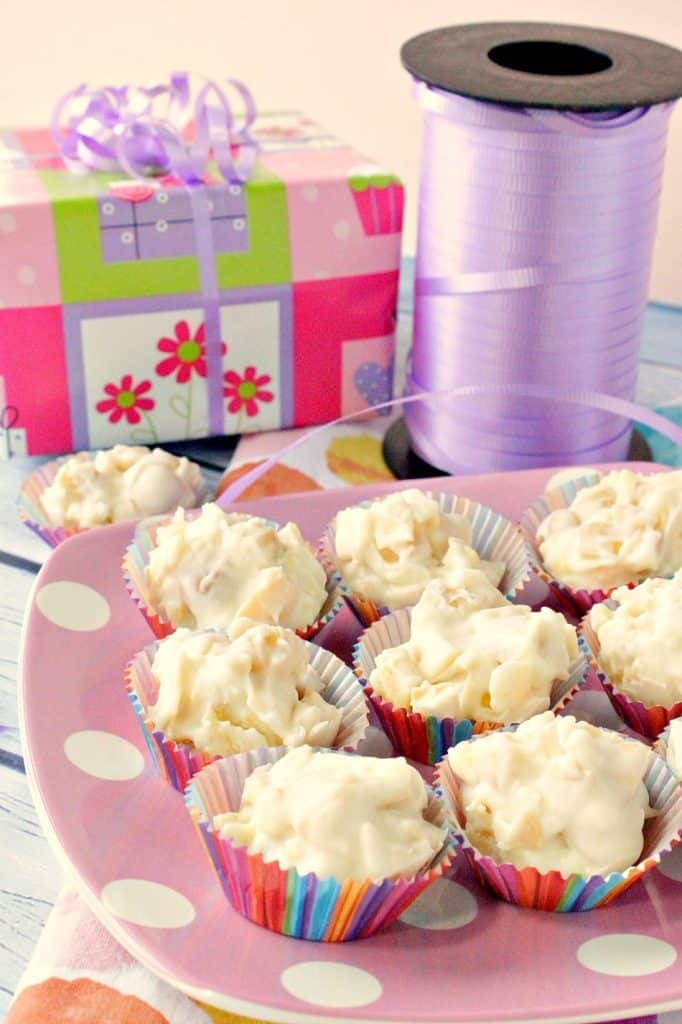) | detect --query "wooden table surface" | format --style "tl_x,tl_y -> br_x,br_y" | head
1,303 -> 680,1013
